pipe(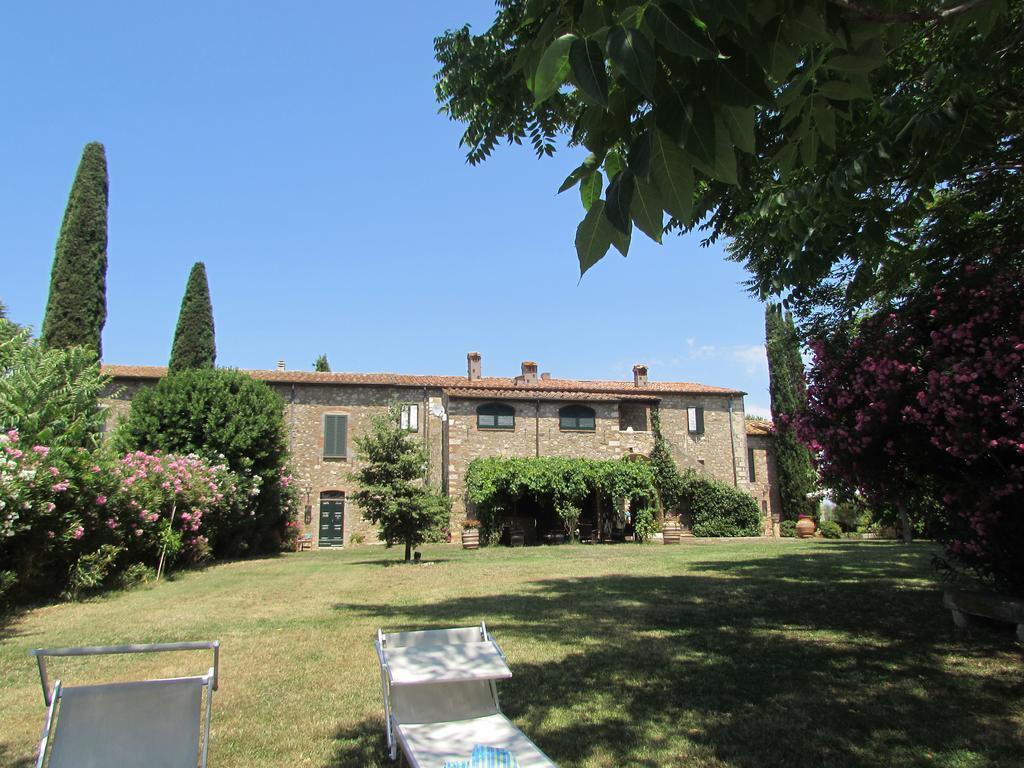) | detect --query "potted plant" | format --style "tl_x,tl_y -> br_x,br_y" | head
461,519 -> 480,549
